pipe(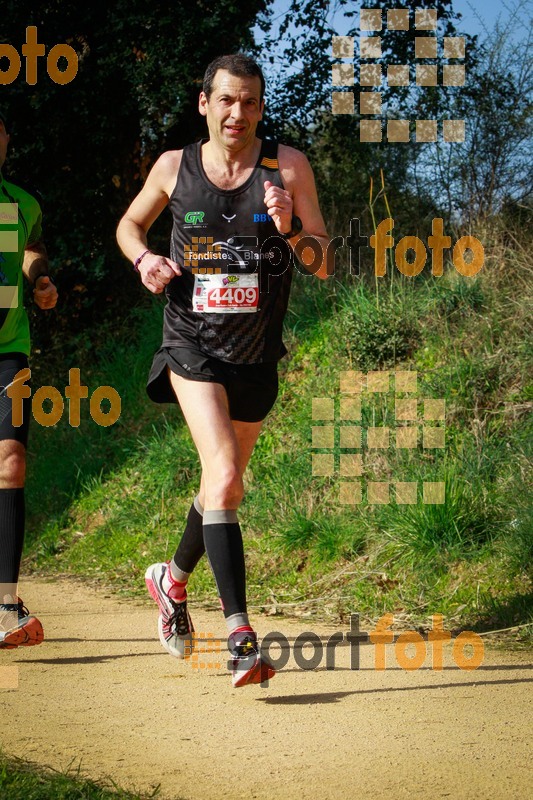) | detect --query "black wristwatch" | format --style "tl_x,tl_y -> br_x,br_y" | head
279,215 -> 303,239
